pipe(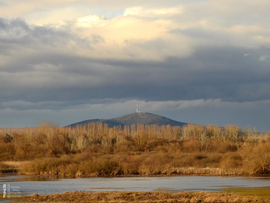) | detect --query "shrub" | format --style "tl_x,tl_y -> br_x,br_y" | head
21,155 -> 72,174
182,139 -> 201,152
94,158 -> 119,175
220,153 -> 243,170
138,153 -> 174,174
115,139 -> 135,152
0,143 -> 15,161
0,162 -> 9,170
145,138 -> 169,151
48,134 -> 71,156
241,142 -> 270,175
